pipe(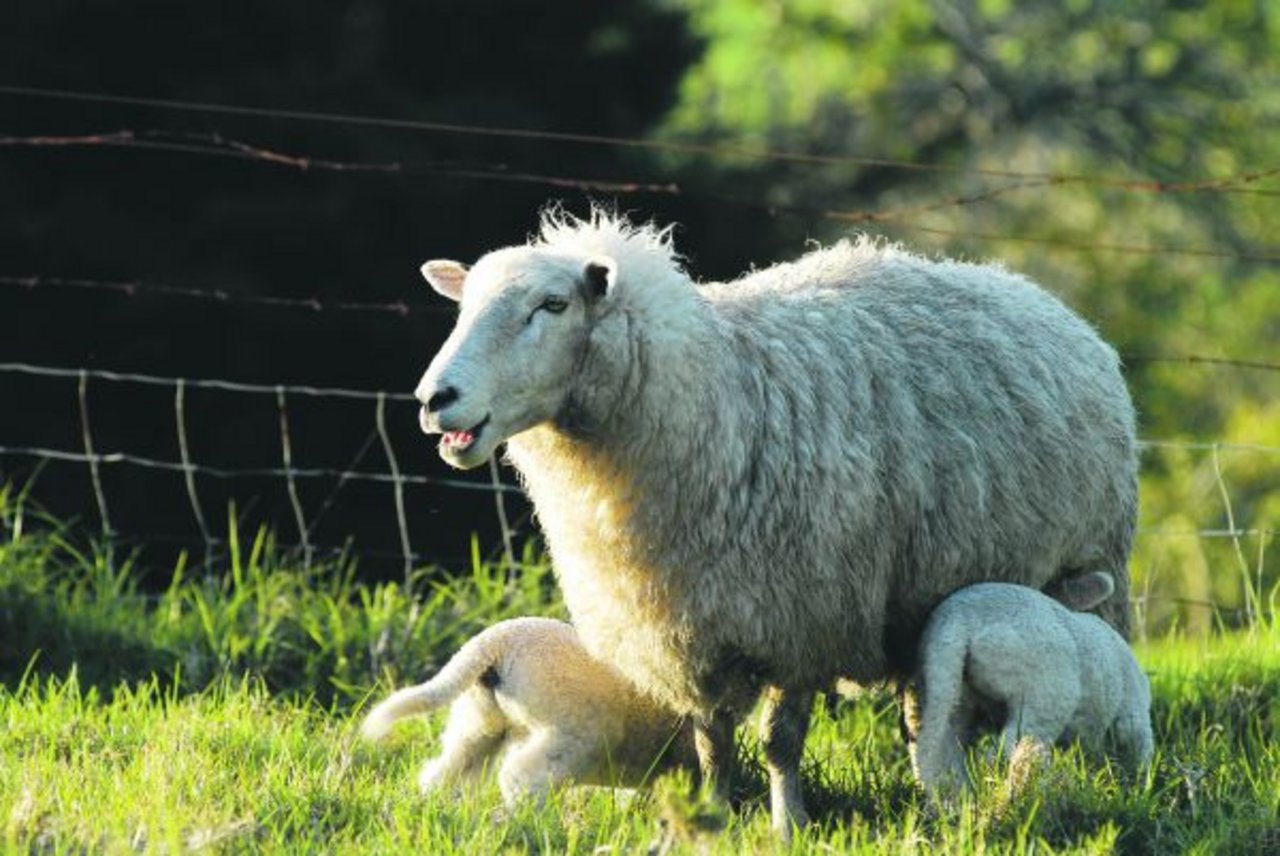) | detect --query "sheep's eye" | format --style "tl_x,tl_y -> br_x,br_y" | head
539,296 -> 569,314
